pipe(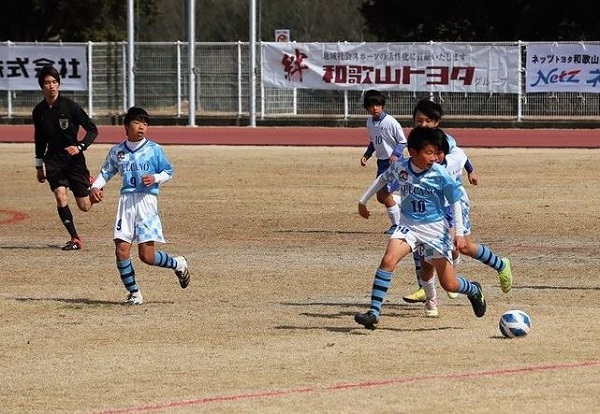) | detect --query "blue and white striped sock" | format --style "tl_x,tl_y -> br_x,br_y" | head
153,251 -> 177,269
456,276 -> 480,296
117,259 -> 138,293
370,268 -> 393,317
474,244 -> 504,272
